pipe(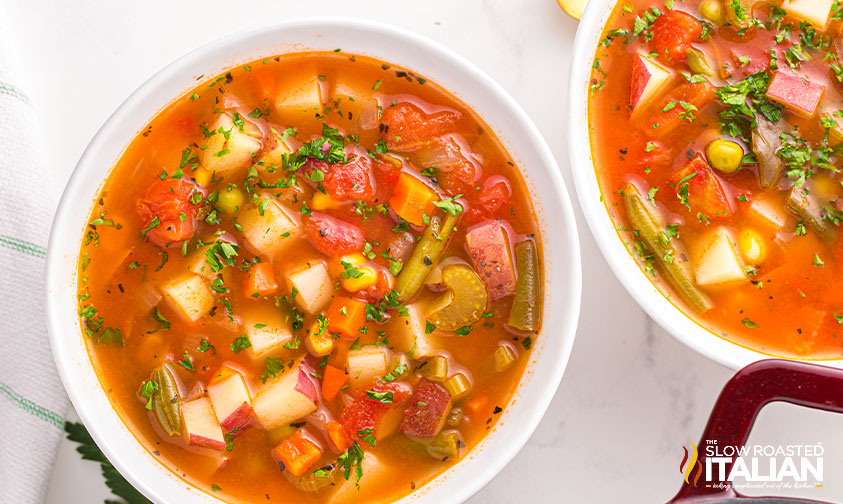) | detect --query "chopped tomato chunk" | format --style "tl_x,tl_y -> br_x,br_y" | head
644,81 -> 715,139
136,178 -> 200,246
464,175 -> 511,225
381,102 -> 466,152
304,212 -> 365,256
306,155 -> 376,203
648,10 -> 702,64
340,380 -> 412,441
669,153 -> 731,218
